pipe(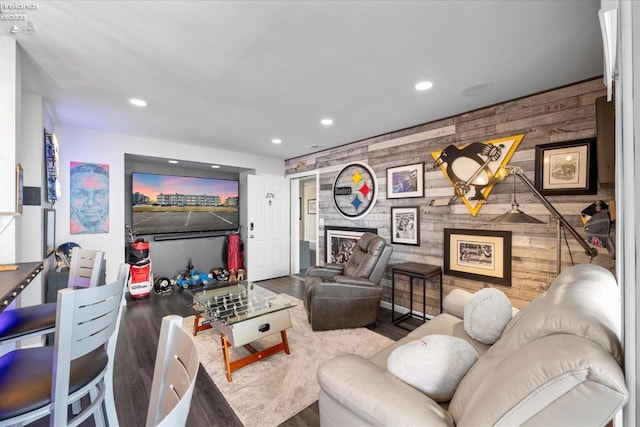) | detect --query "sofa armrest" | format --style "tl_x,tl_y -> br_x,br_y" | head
312,277 -> 381,298
305,264 -> 344,278
328,275 -> 377,287
442,288 -> 474,319
318,354 -> 454,427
